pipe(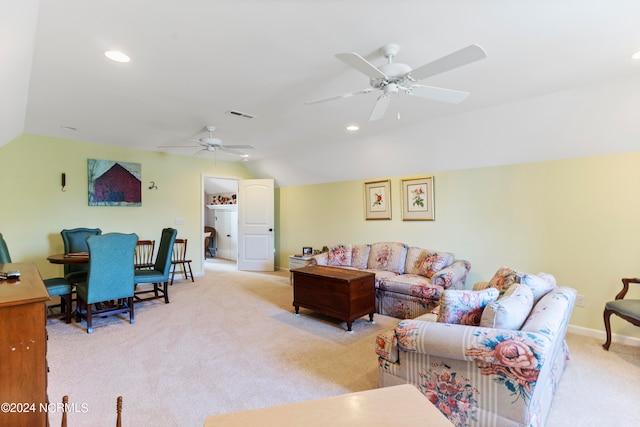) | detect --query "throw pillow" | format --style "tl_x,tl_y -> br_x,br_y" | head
472,281 -> 491,291
327,244 -> 353,267
520,272 -> 556,302
405,247 -> 454,278
437,288 -> 499,325
480,283 -> 534,330
488,267 -> 520,292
